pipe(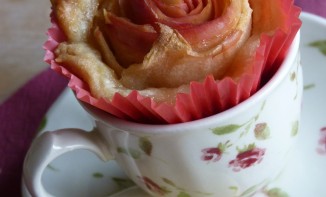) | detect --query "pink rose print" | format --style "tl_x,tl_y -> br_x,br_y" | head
201,141 -> 231,162
139,176 -> 169,196
316,127 -> 326,155
201,147 -> 223,162
229,144 -> 266,172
